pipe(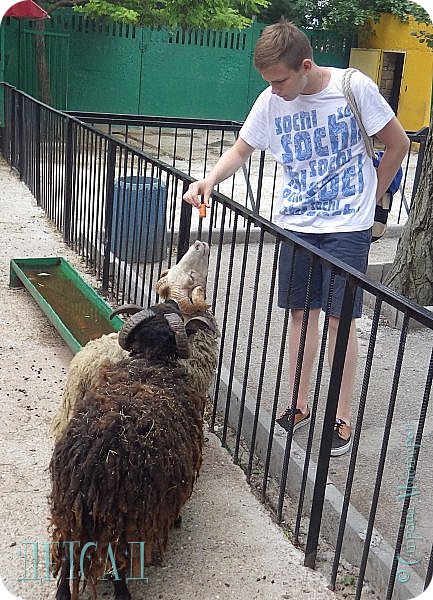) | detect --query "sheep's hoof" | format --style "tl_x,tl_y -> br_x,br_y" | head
55,583 -> 71,600
174,515 -> 182,528
114,592 -> 131,600
113,578 -> 131,600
